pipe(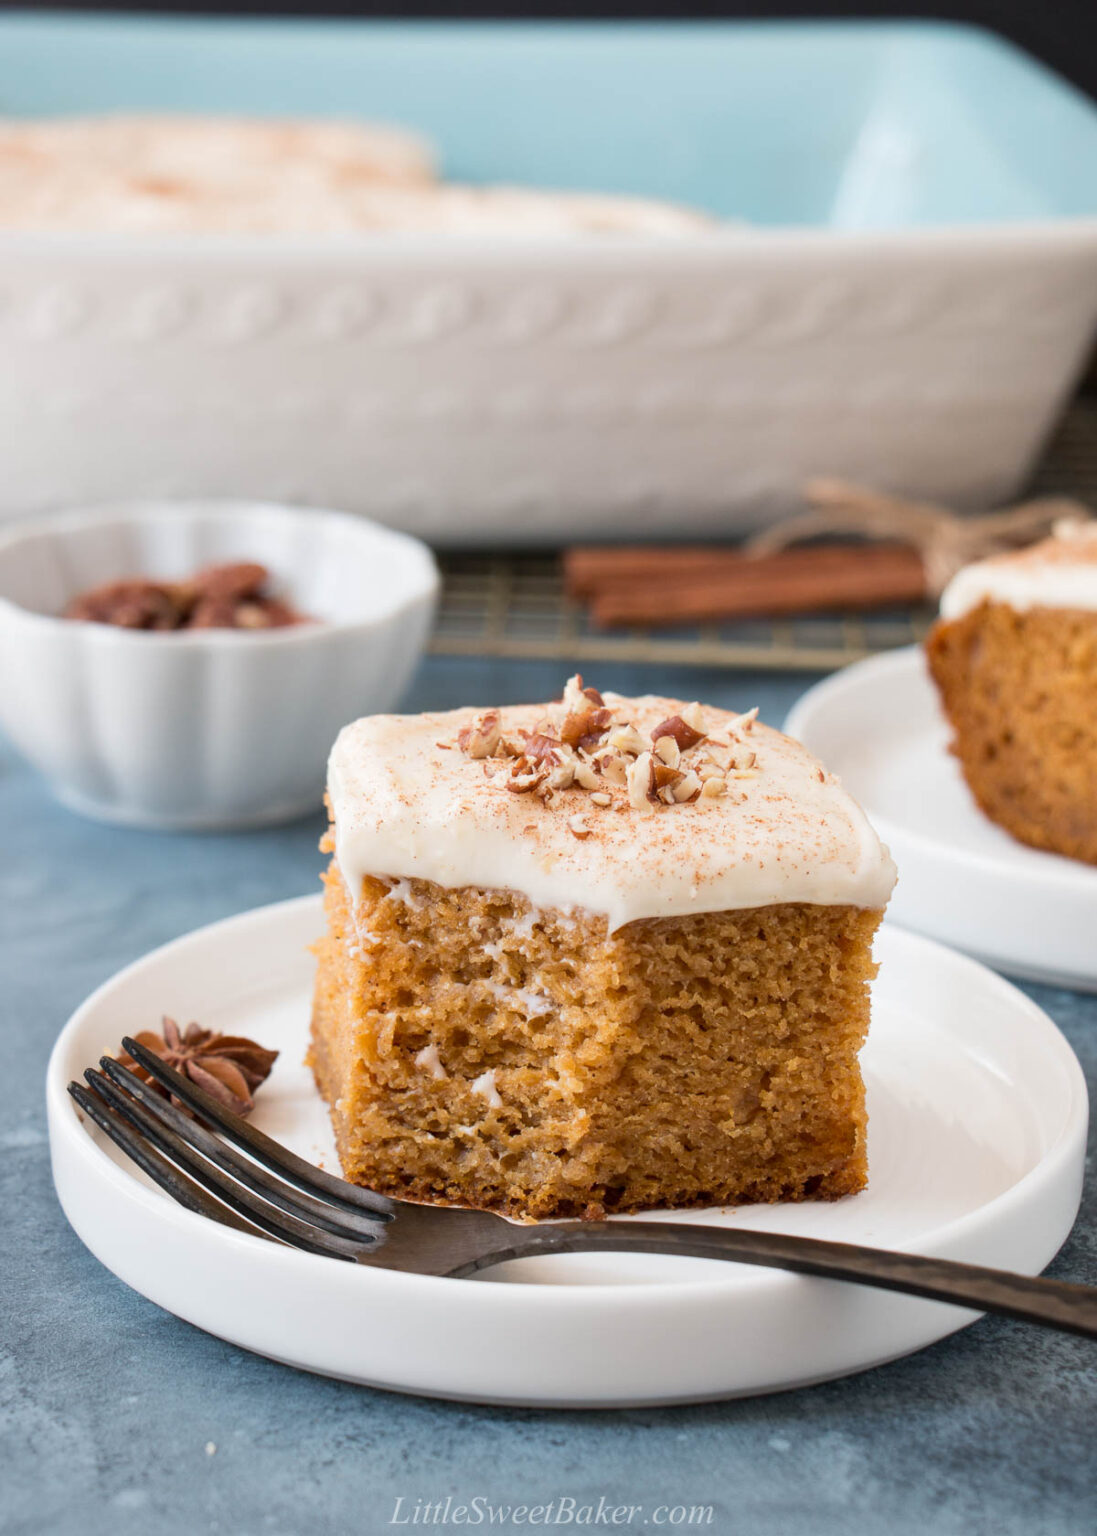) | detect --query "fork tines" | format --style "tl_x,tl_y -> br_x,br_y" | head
68,1037 -> 391,1261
